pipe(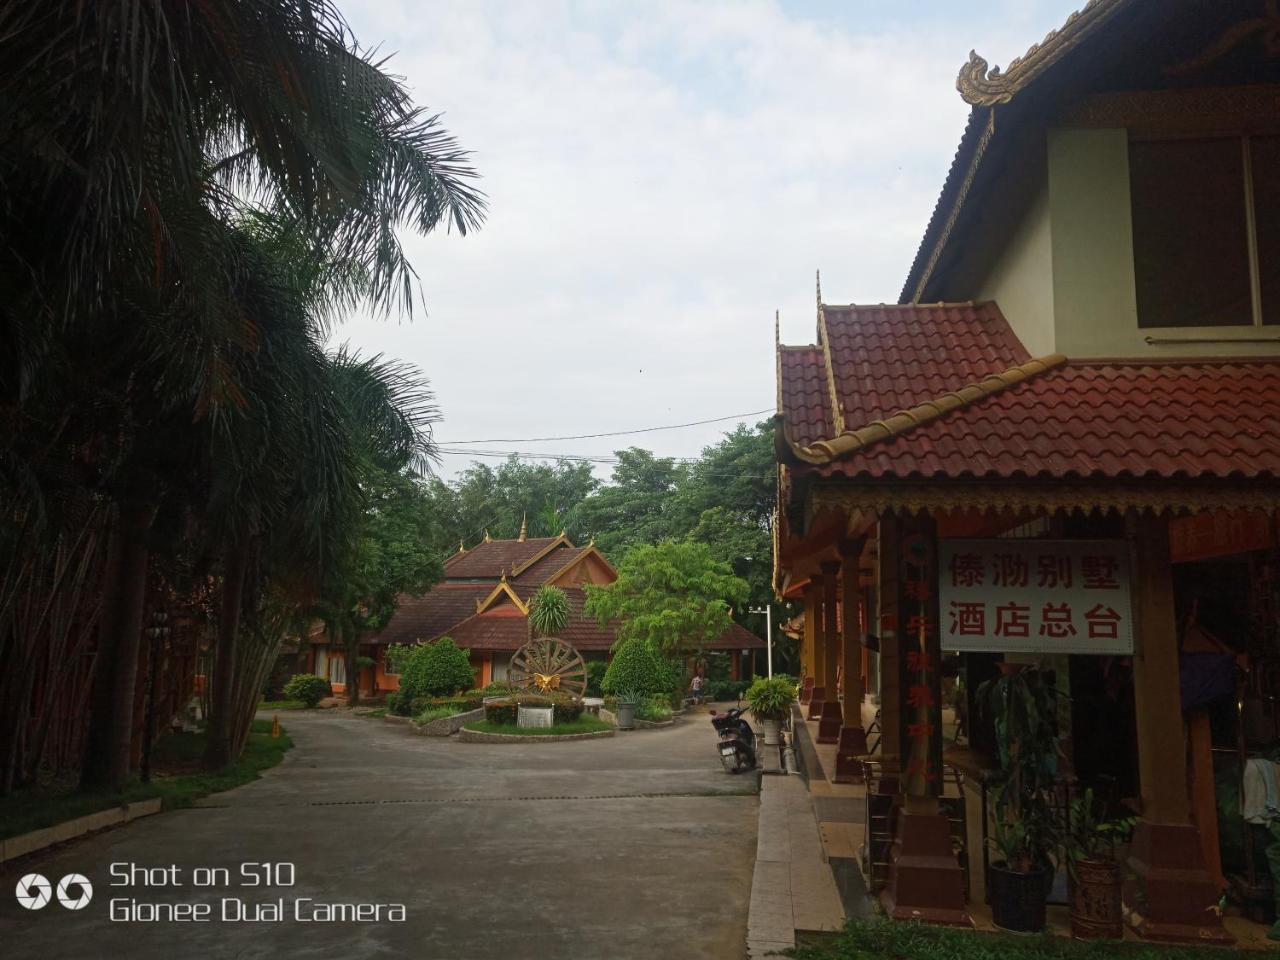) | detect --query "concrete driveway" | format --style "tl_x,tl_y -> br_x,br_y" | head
0,709 -> 758,959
